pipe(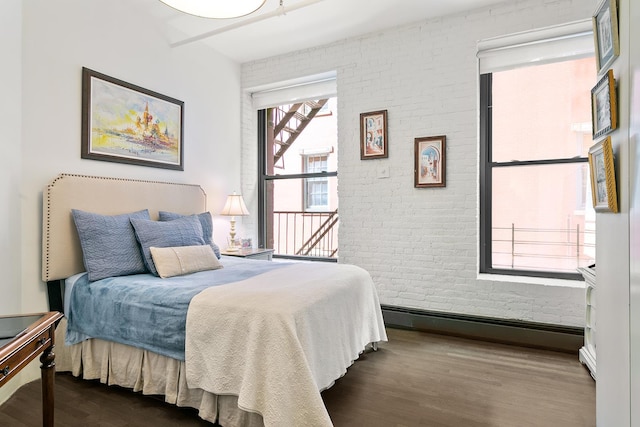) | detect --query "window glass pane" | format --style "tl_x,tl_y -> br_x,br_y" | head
265,177 -> 338,257
306,178 -> 328,208
492,57 -> 596,162
305,155 -> 328,173
491,163 -> 595,273
266,98 -> 337,175
260,97 -> 339,260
